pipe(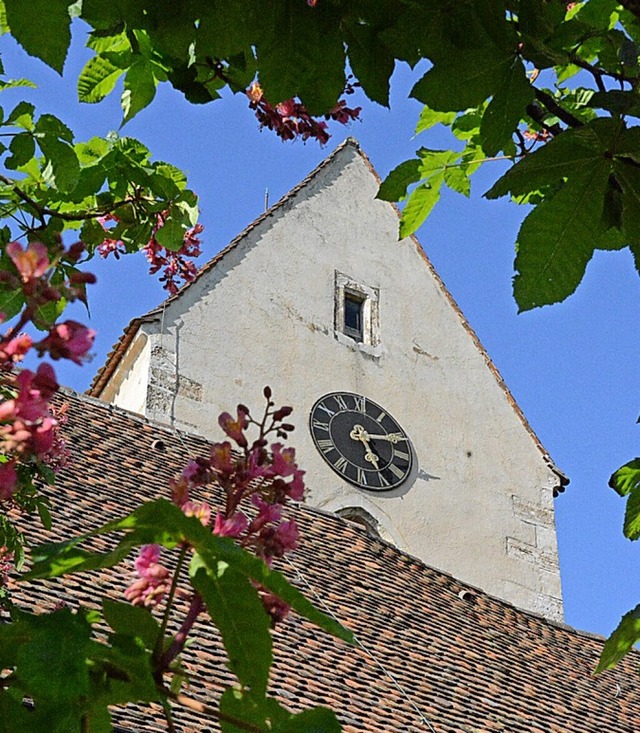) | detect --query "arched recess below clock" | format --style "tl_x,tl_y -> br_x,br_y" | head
309,391 -> 417,497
